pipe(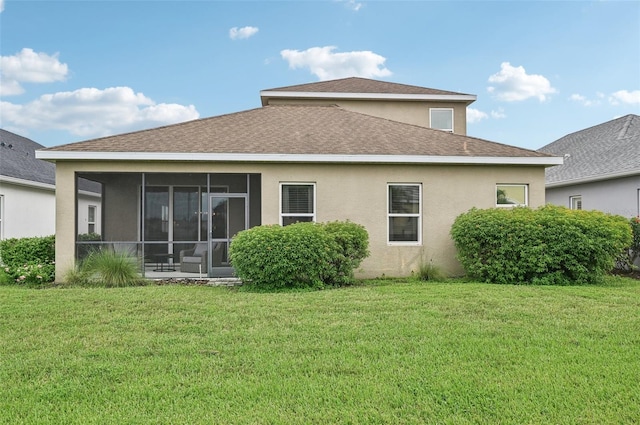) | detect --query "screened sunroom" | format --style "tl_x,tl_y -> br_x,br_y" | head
75,172 -> 261,278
